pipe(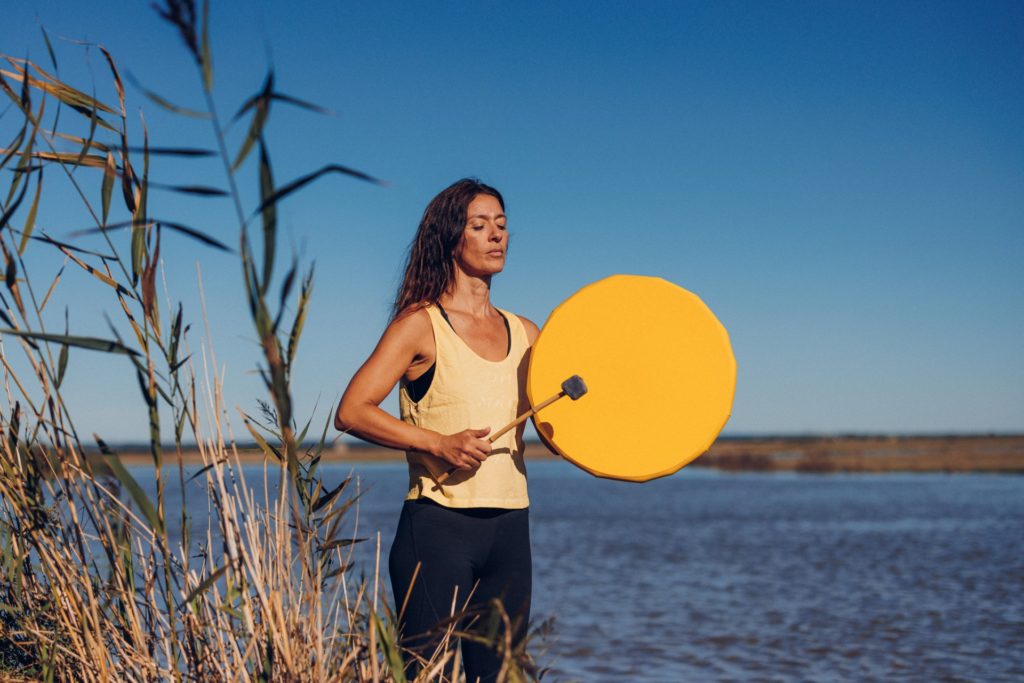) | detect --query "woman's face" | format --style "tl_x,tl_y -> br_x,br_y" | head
455,193 -> 507,276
